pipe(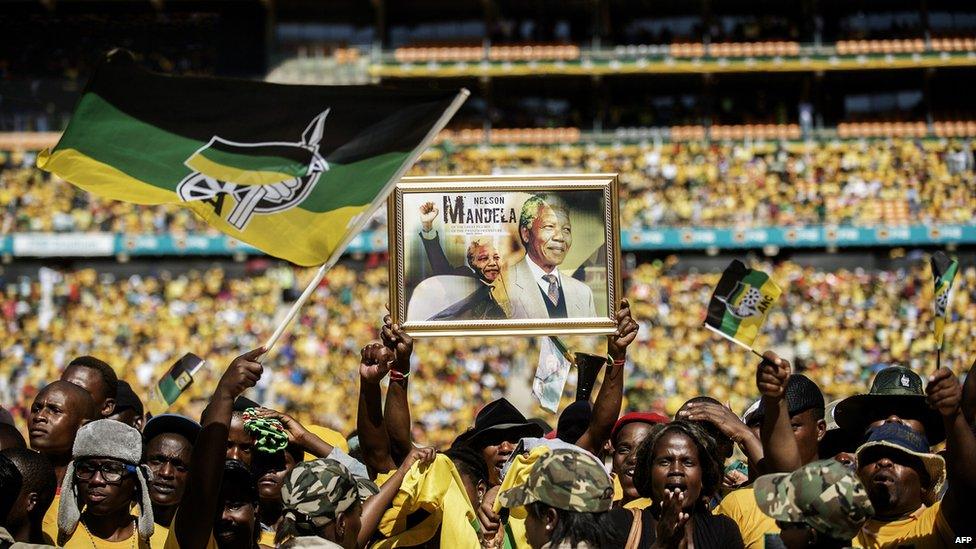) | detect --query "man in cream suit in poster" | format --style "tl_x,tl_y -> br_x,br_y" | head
505,194 -> 597,319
